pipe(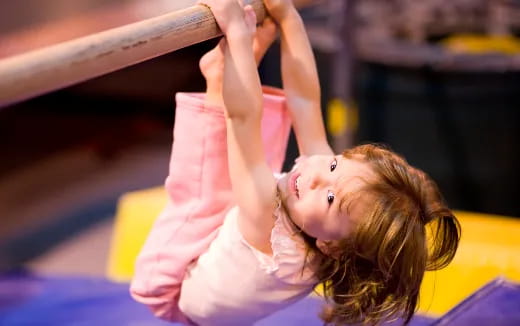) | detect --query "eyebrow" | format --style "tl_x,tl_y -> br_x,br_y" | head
337,188 -> 351,217
334,157 -> 364,217
332,158 -> 350,215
